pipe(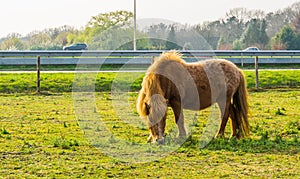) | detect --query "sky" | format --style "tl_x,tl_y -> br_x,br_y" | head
0,0 -> 299,38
